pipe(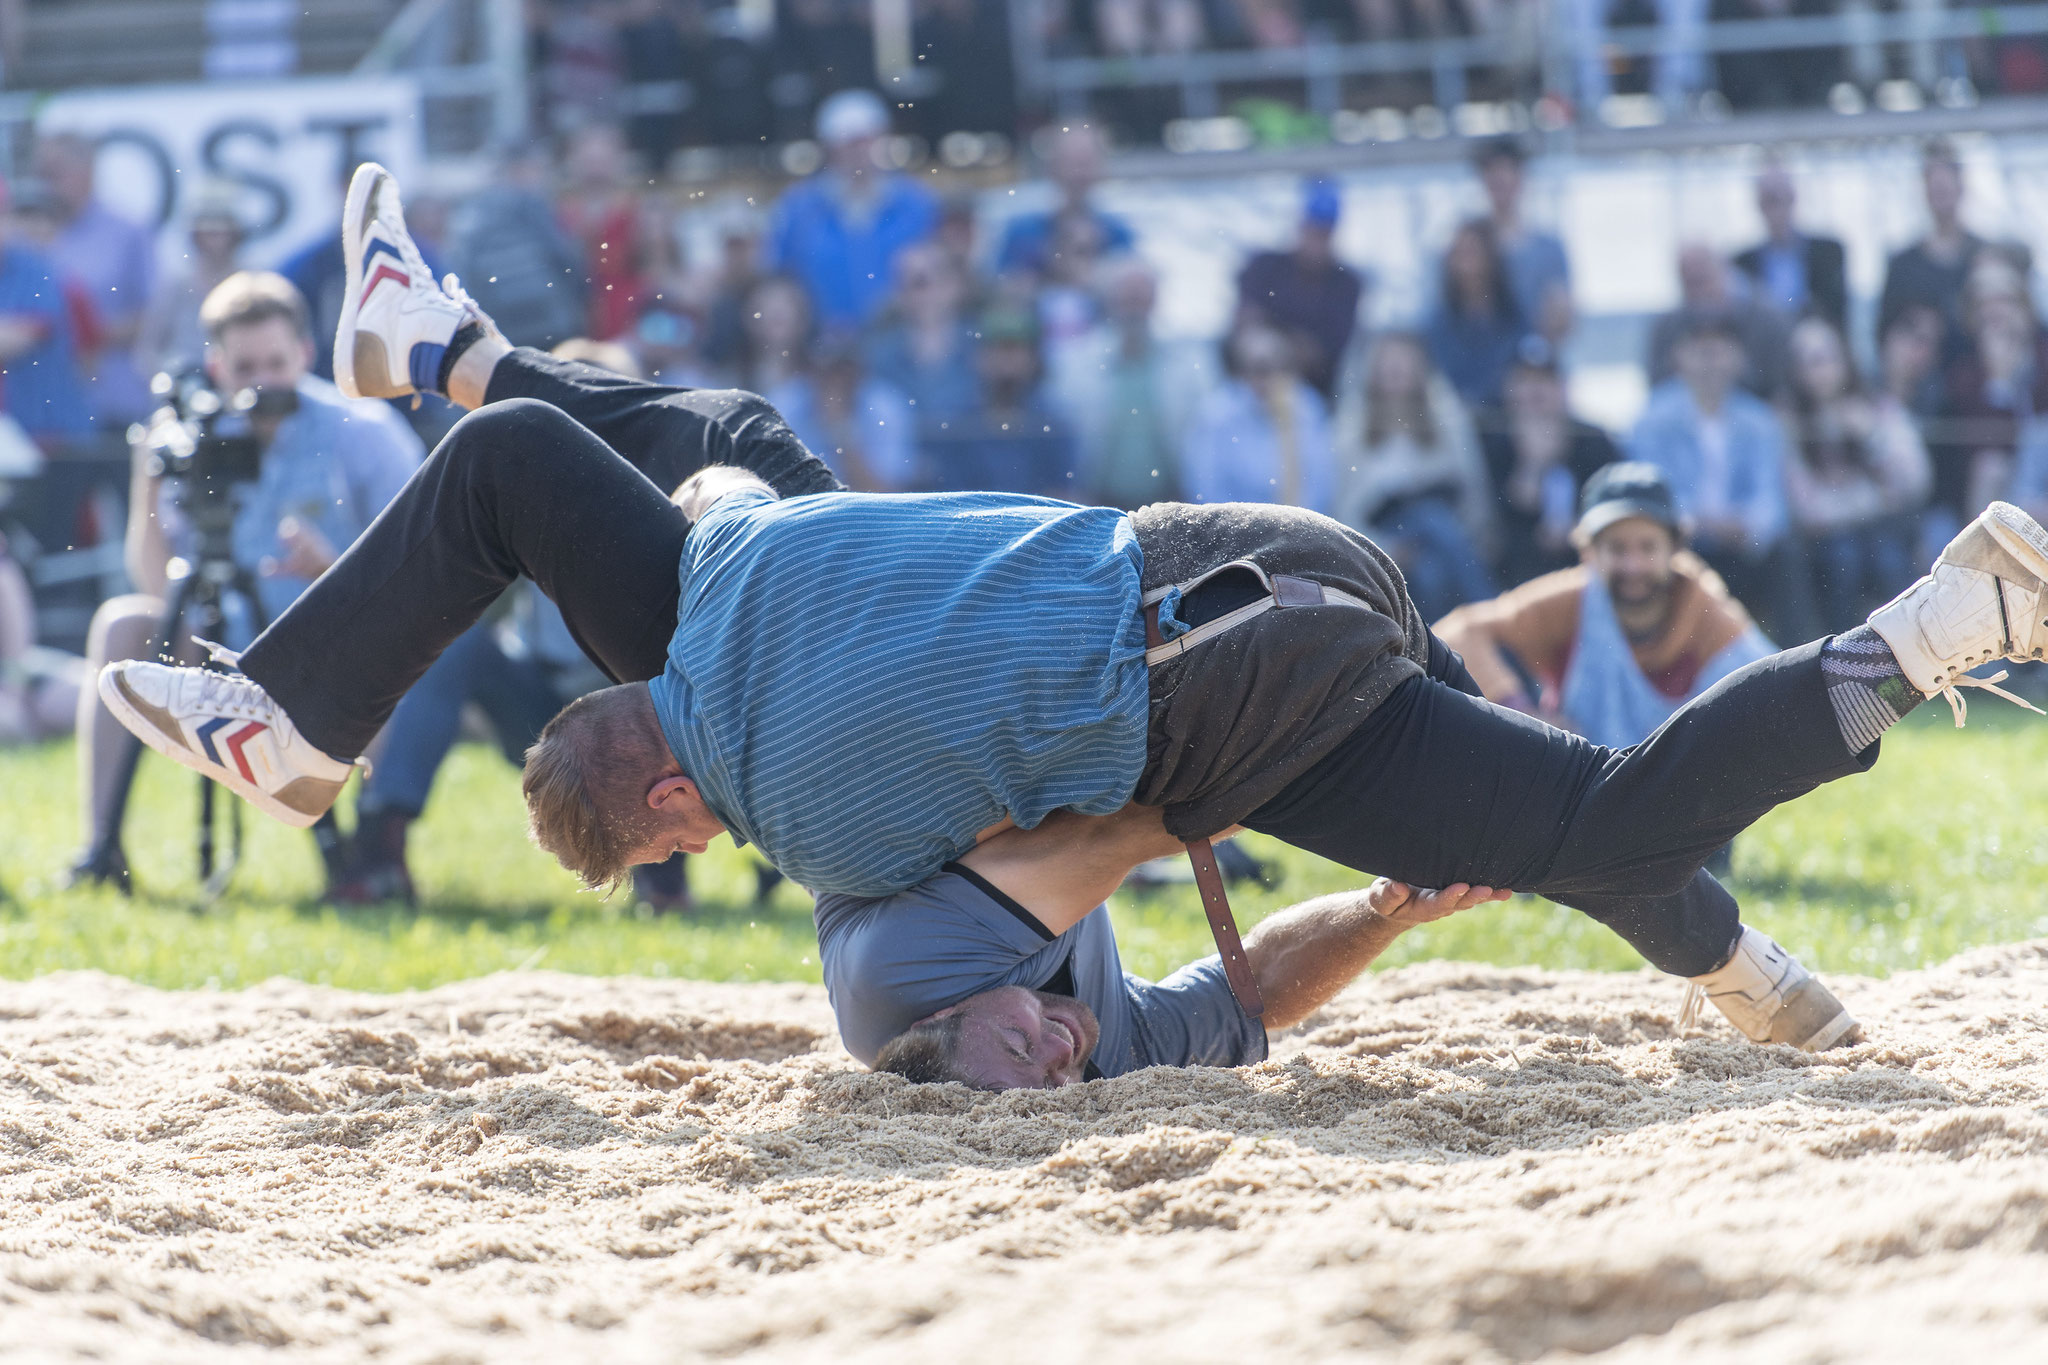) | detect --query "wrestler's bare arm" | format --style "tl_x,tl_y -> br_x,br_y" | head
1247,880 -> 1509,1029
957,805 -> 1192,935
